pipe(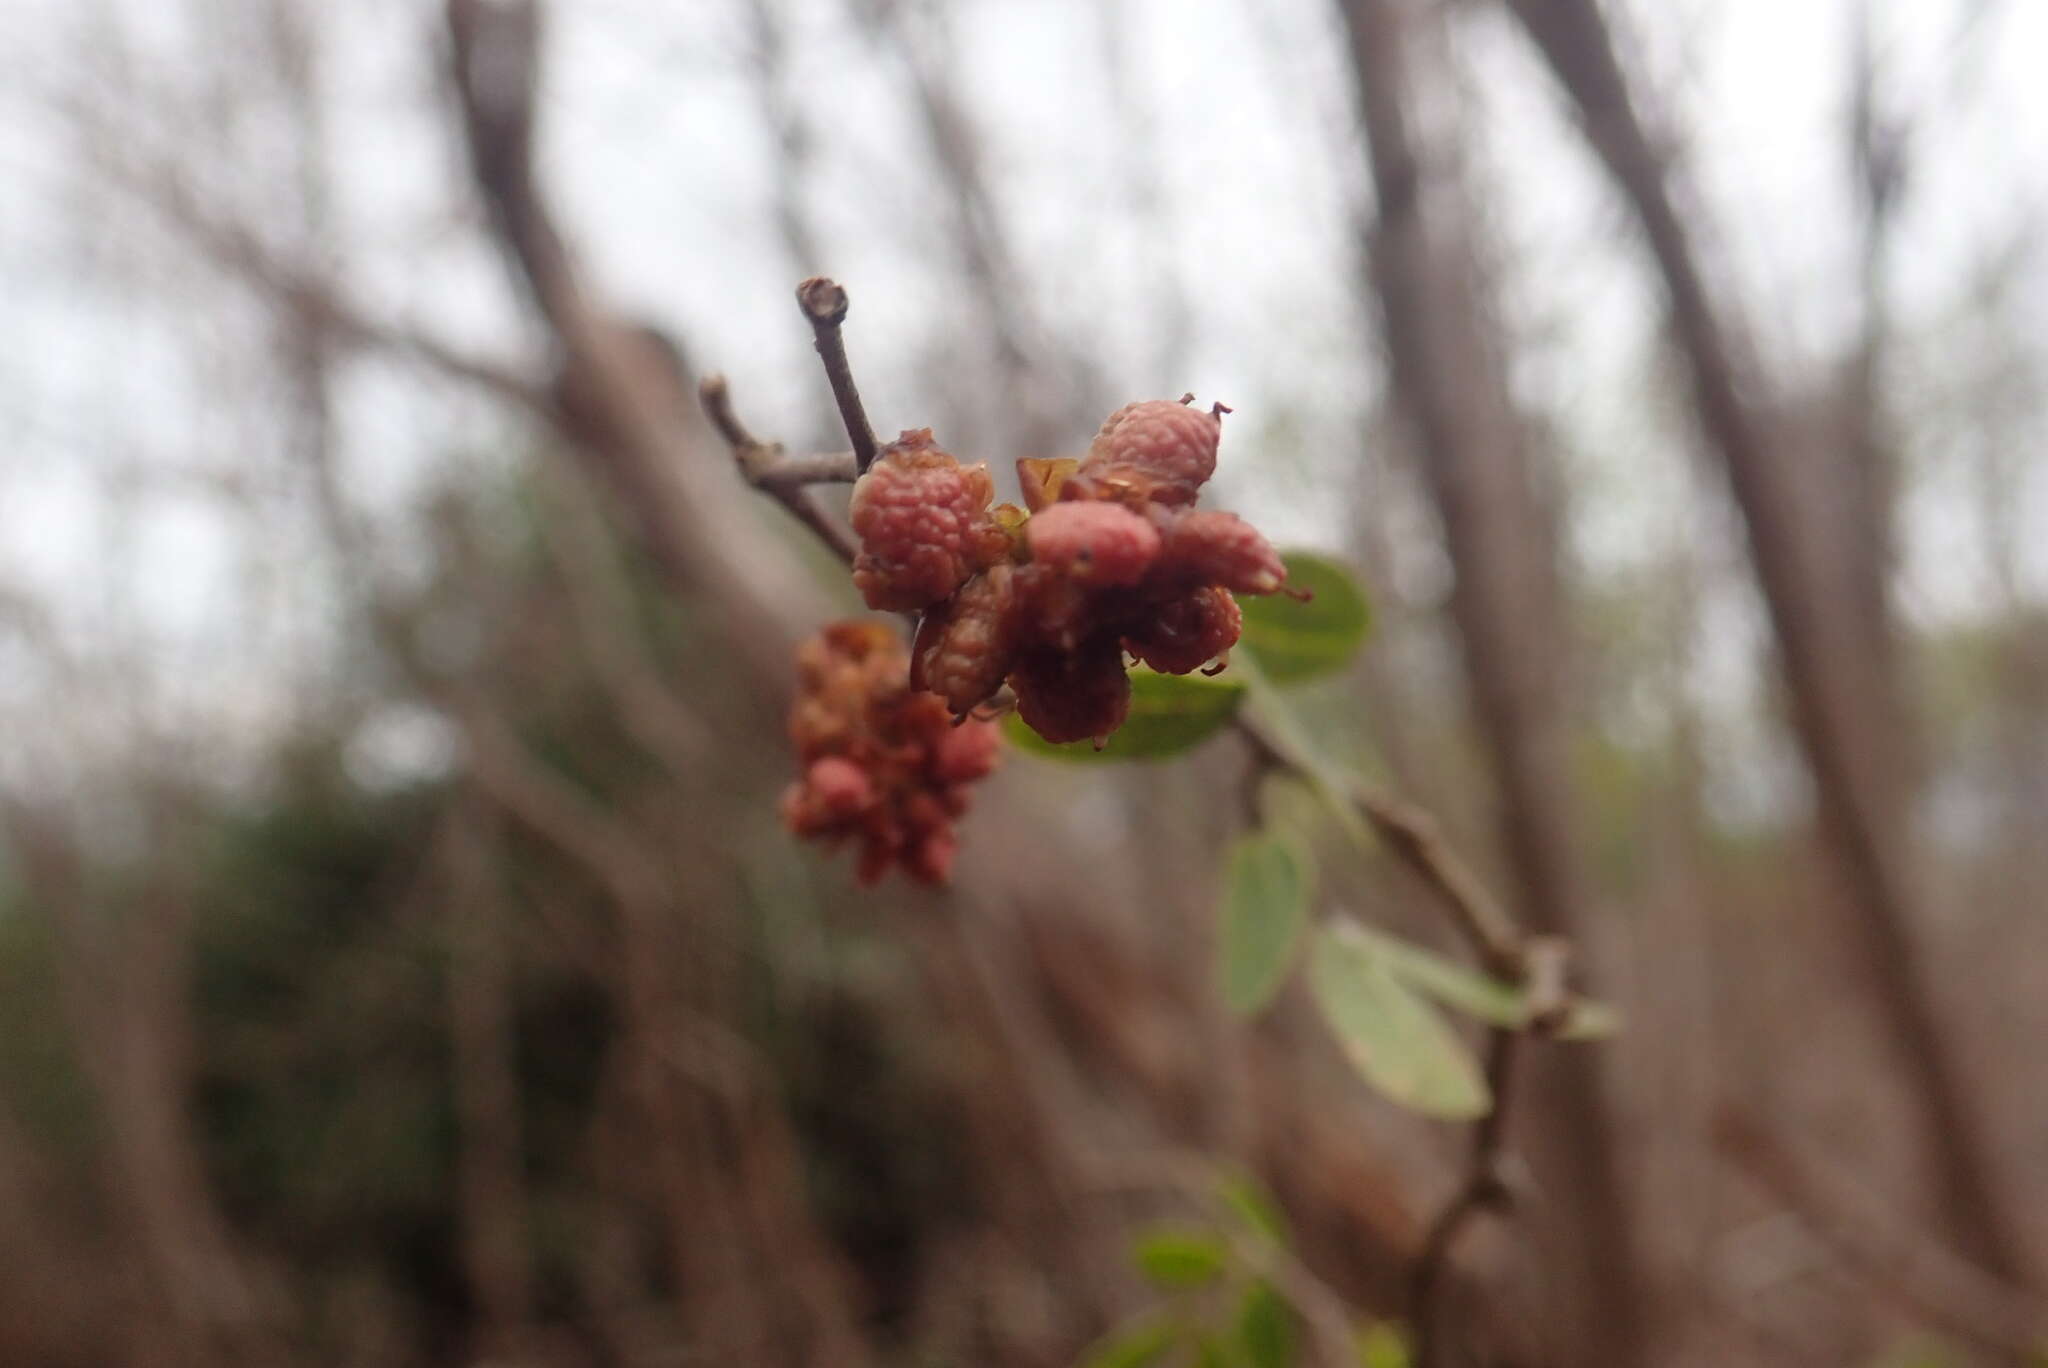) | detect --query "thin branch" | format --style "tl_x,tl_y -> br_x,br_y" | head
1409,1030 -> 1517,1368
1234,709 -> 1593,1363
699,378 -> 858,488
1235,714 -> 1528,980
796,276 -> 881,472
1352,786 -> 1526,982
699,373 -> 860,564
